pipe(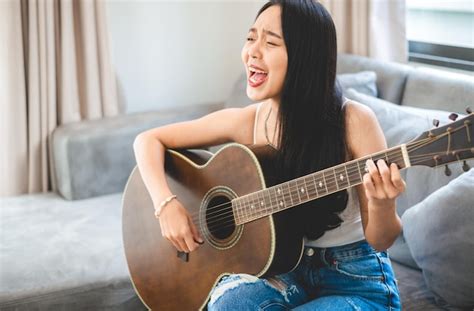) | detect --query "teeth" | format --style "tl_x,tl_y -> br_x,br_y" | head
249,68 -> 267,74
